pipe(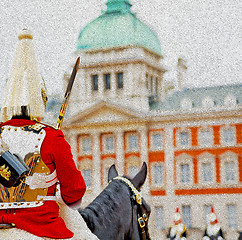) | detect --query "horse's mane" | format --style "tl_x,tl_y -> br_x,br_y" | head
80,180 -> 128,232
